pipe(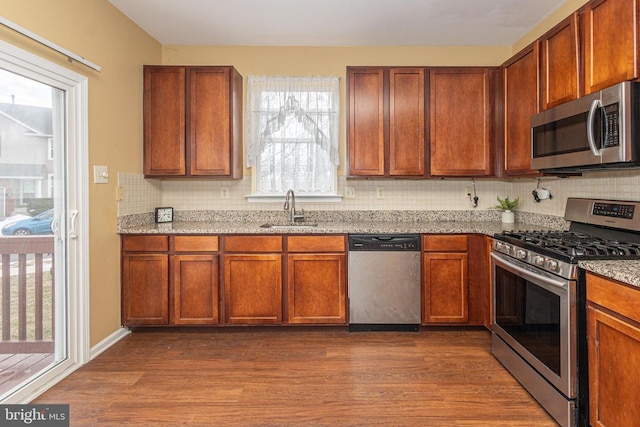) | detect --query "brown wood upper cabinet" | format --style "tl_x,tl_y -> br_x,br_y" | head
429,68 -> 495,177
143,66 -> 243,178
582,0 -> 640,95
502,42 -> 540,176
347,67 -> 426,177
586,272 -> 640,427
540,13 -> 580,110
